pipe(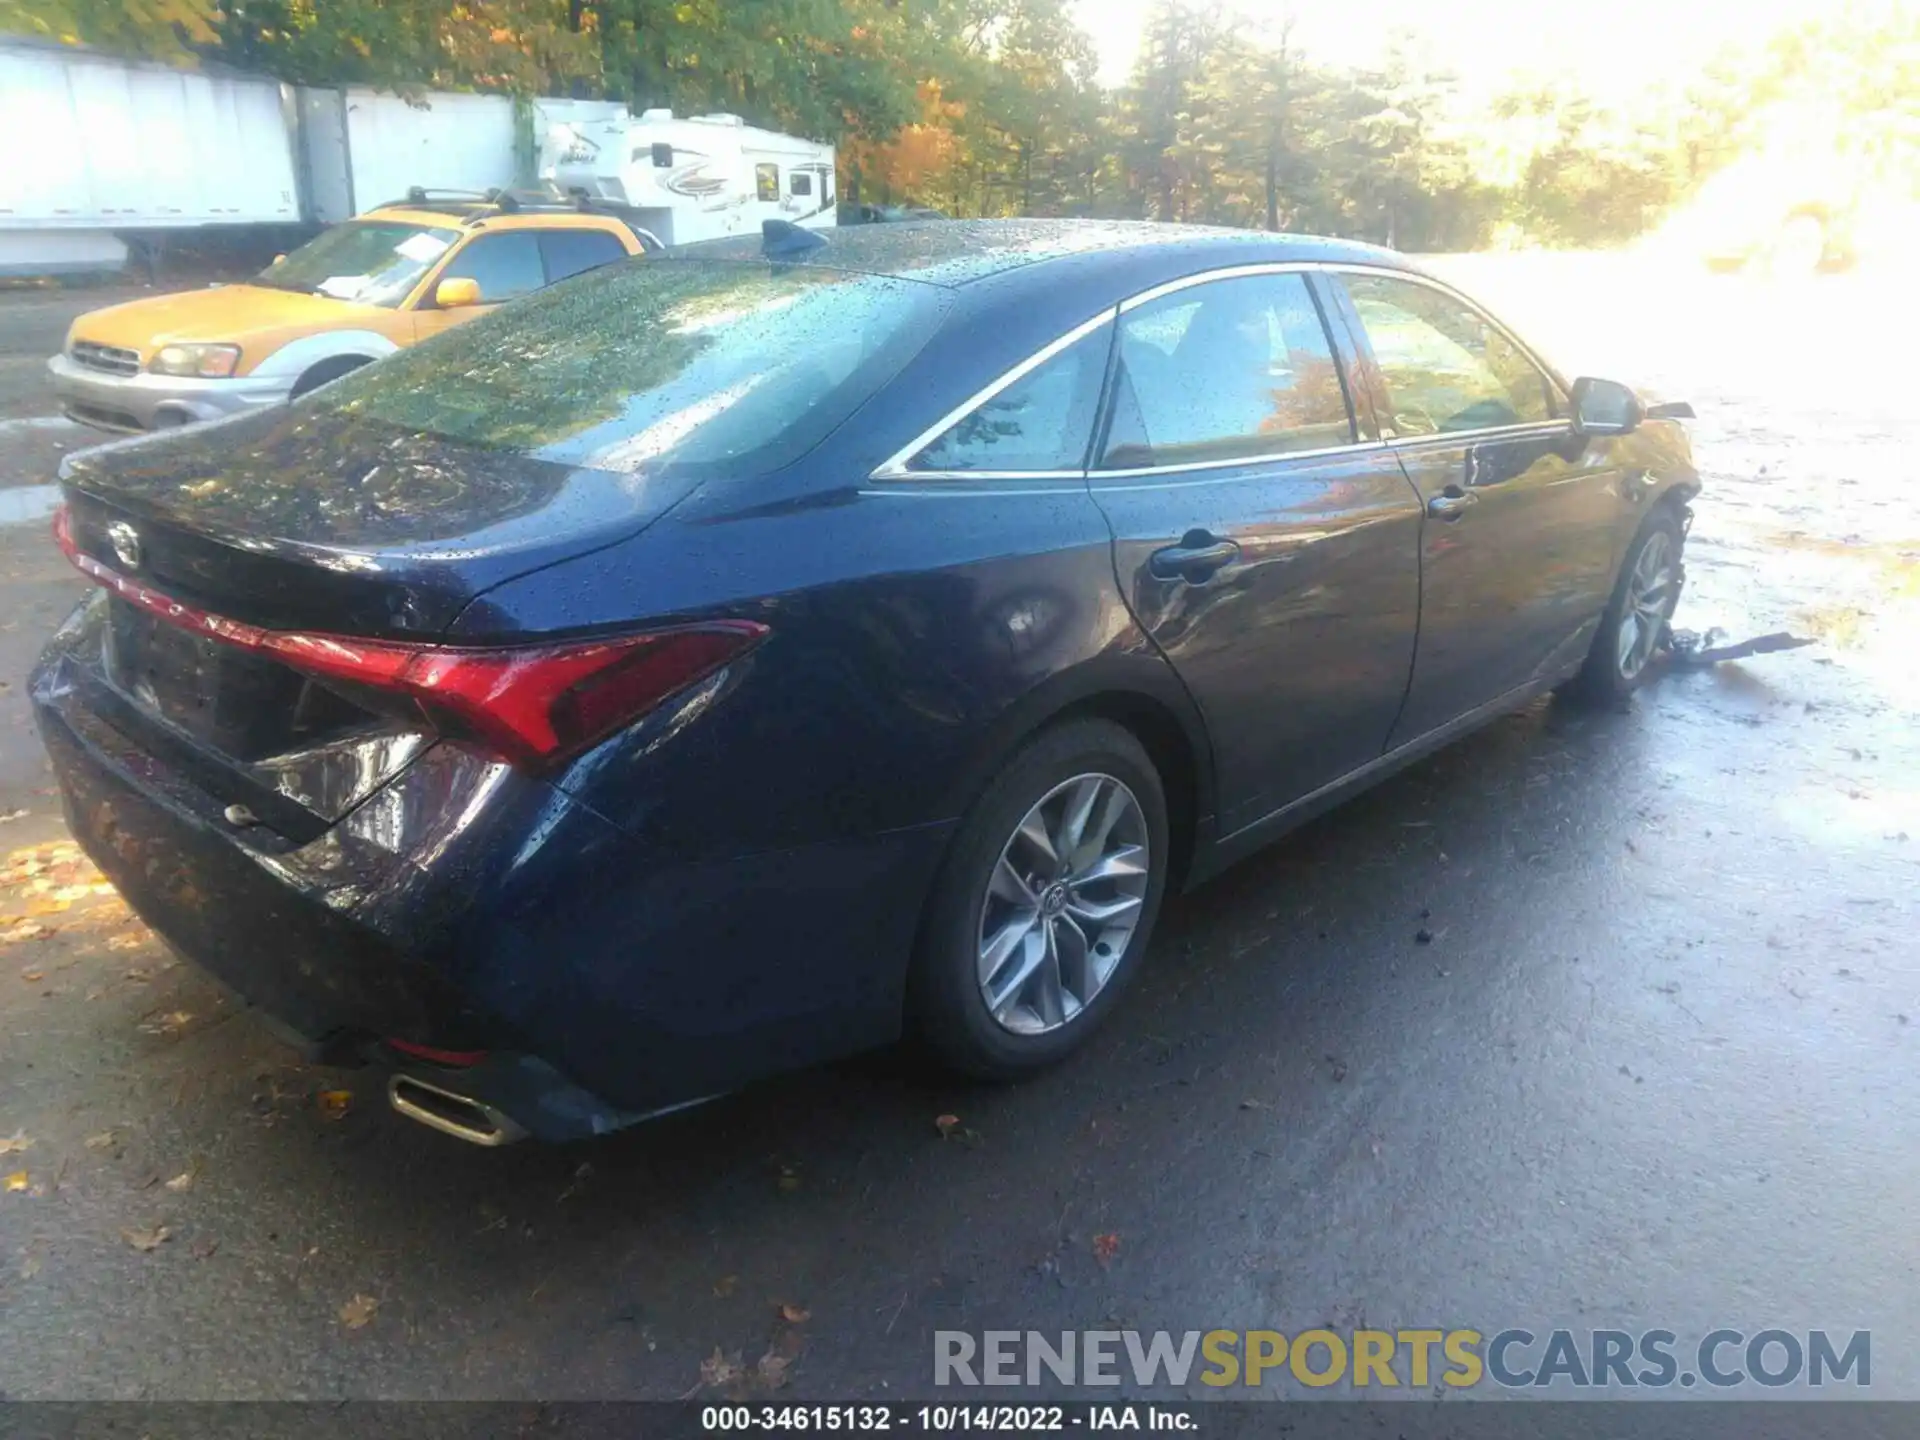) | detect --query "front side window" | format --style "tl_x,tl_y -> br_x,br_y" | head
755,163 -> 779,201
314,260 -> 954,480
431,232 -> 546,305
790,172 -> 813,198
909,321 -> 1112,474
1100,271 -> 1353,469
1342,273 -> 1555,437
254,221 -> 459,308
